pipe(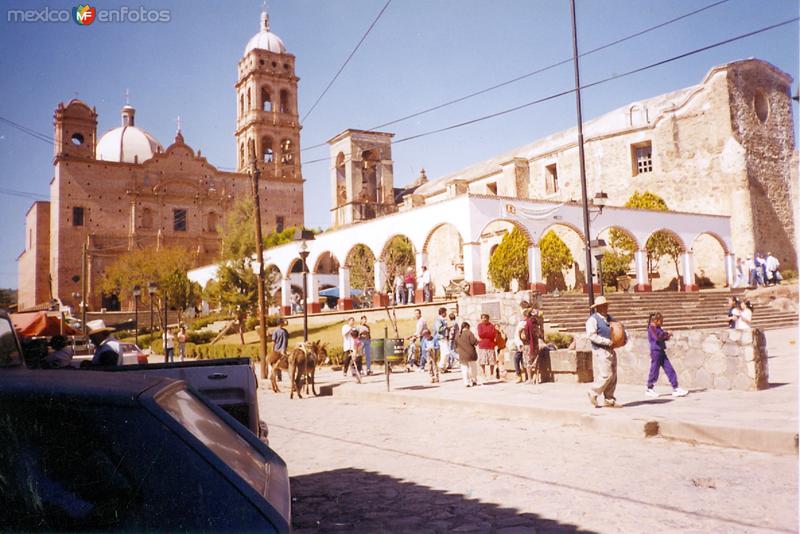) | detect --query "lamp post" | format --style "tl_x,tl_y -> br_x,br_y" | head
148,282 -> 157,346
299,240 -> 310,342
132,285 -> 141,346
590,239 -> 608,296
71,291 -> 83,333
